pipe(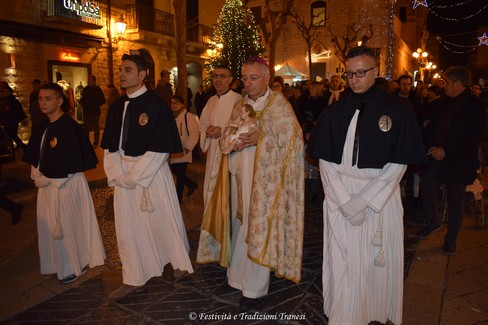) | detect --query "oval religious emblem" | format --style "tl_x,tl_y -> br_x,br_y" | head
49,136 -> 58,148
378,115 -> 392,132
139,113 -> 149,126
